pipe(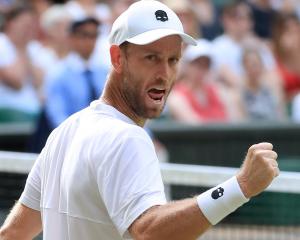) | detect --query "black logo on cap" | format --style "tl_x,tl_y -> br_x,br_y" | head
211,187 -> 224,200
155,10 -> 168,22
